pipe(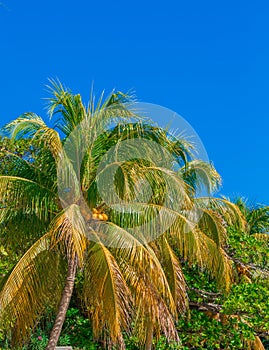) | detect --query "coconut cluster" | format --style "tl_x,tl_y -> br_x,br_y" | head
92,208 -> 108,221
